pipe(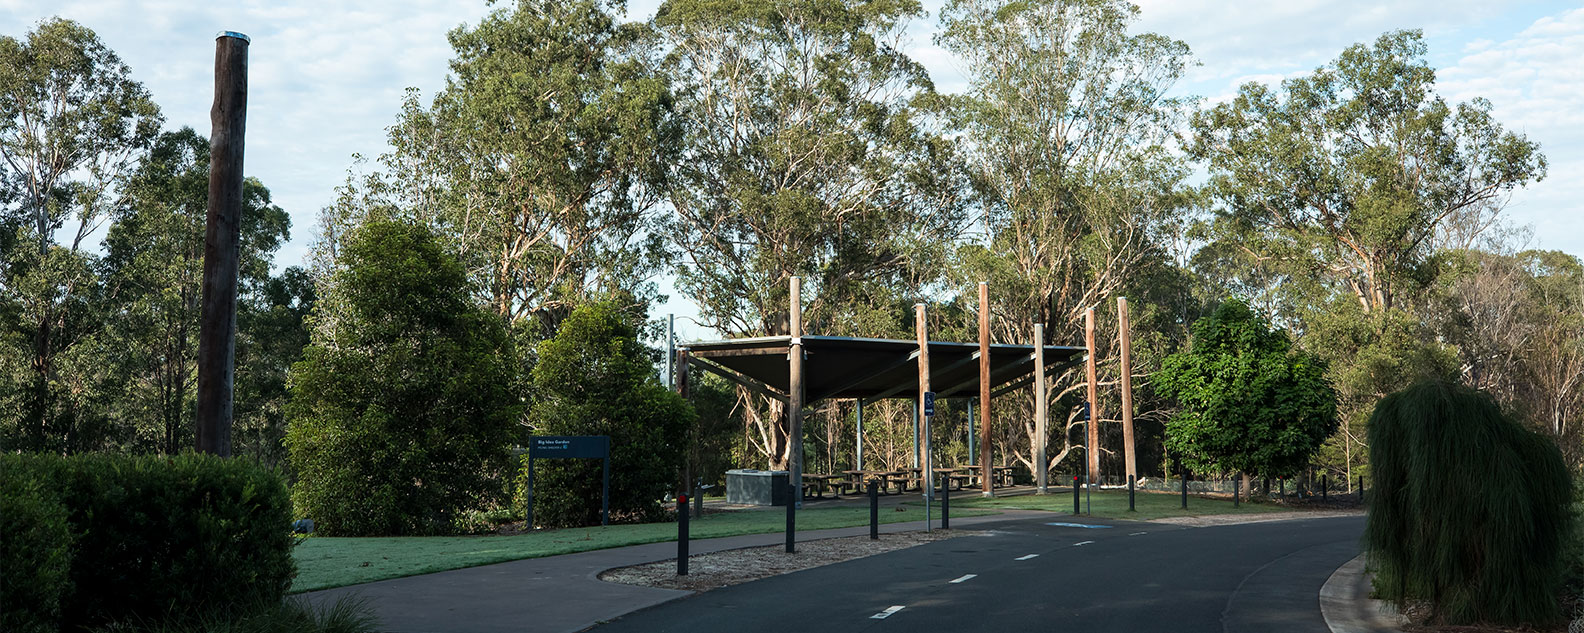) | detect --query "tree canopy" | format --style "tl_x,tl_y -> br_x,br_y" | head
1155,299 -> 1337,478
